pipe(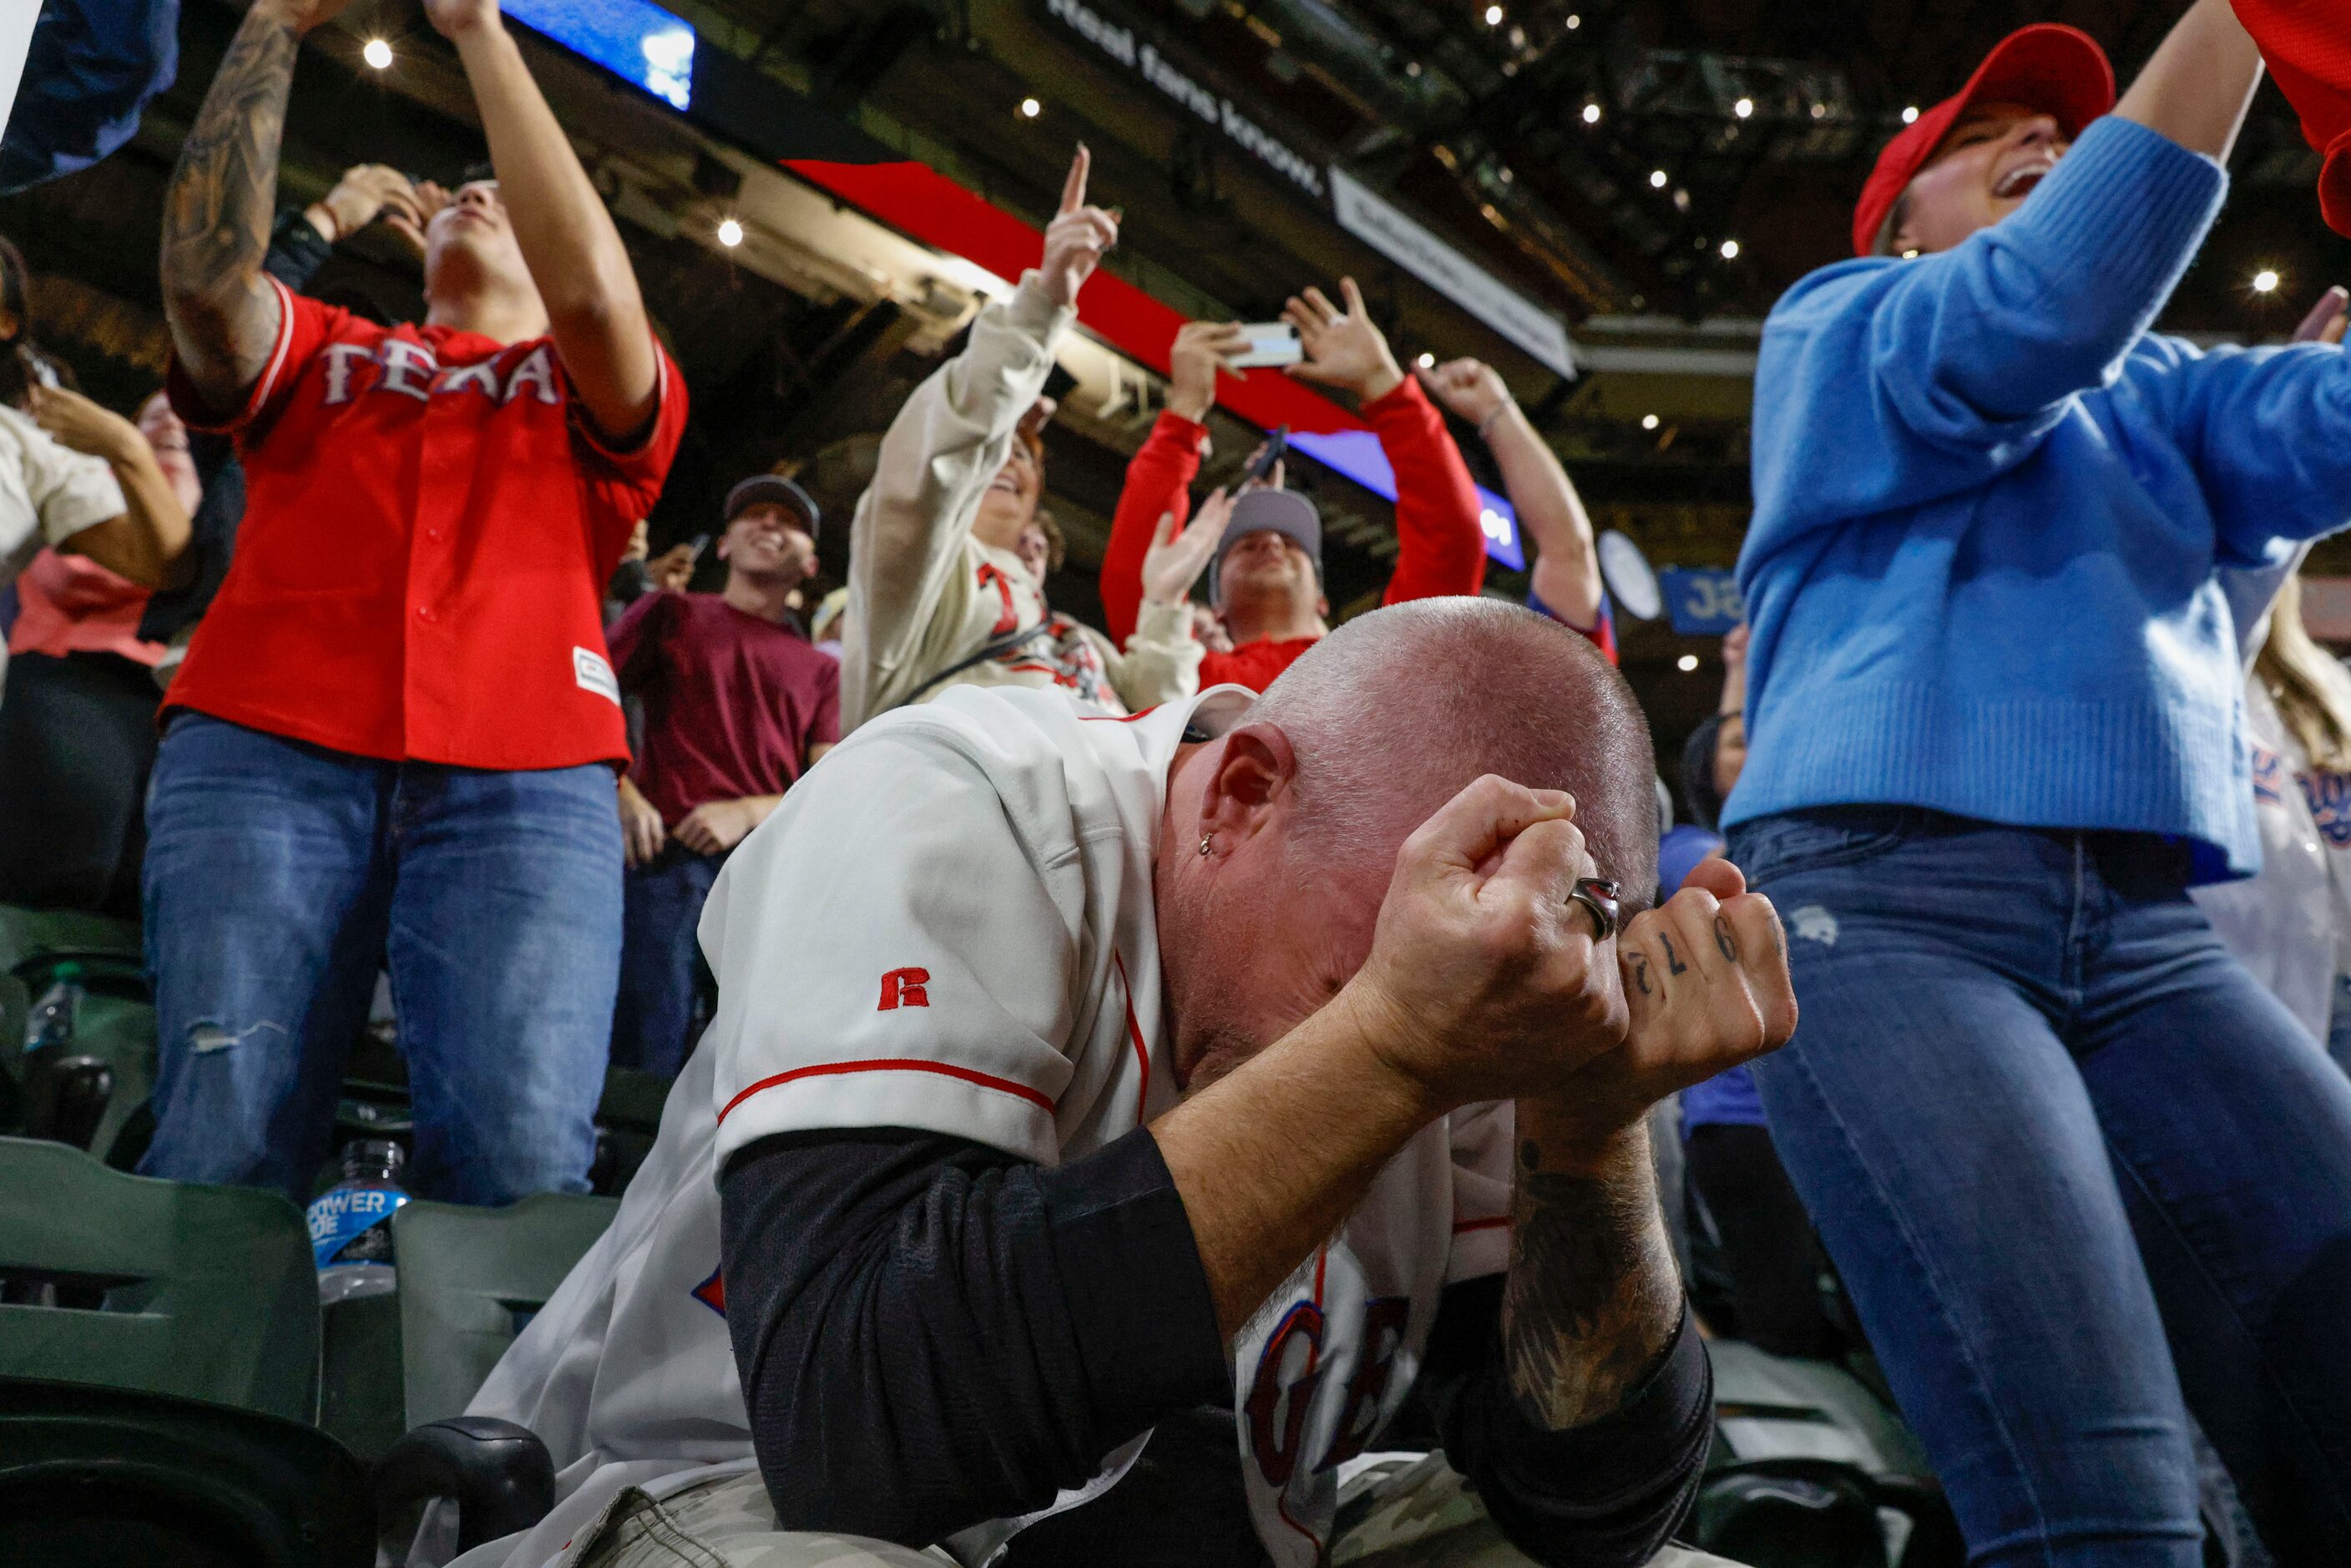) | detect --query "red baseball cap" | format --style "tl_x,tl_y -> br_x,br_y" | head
1851,23 -> 2116,257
